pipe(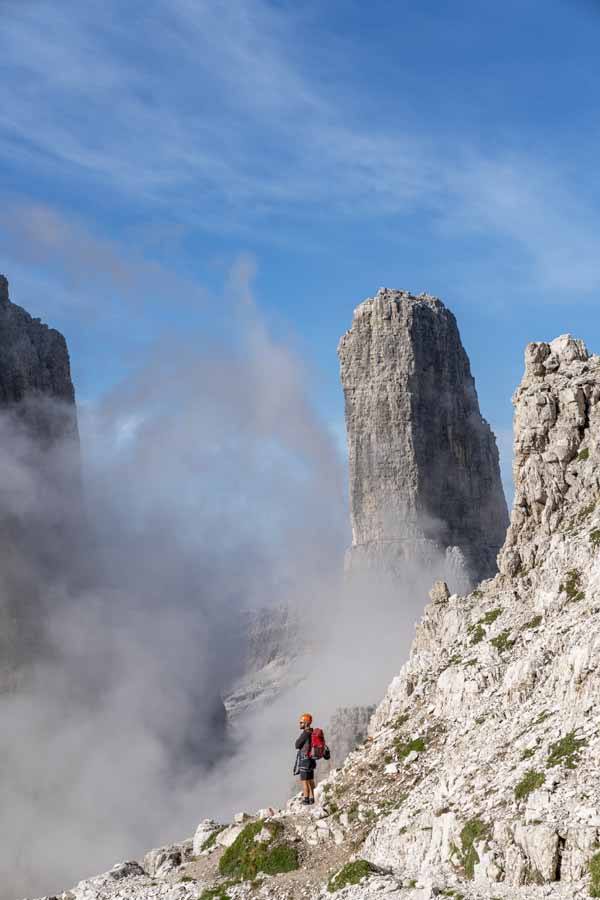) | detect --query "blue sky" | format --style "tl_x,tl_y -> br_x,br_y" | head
2,0 -> 600,494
